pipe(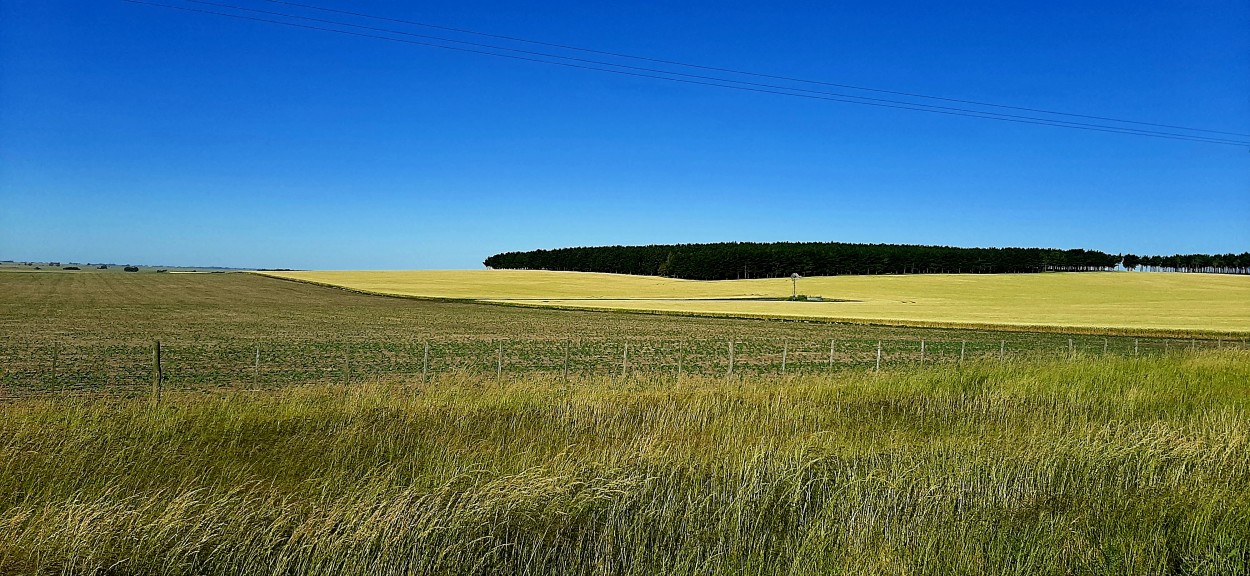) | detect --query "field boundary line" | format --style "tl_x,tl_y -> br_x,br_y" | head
251,272 -> 483,304
253,272 -> 1247,339
480,301 -> 1248,338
